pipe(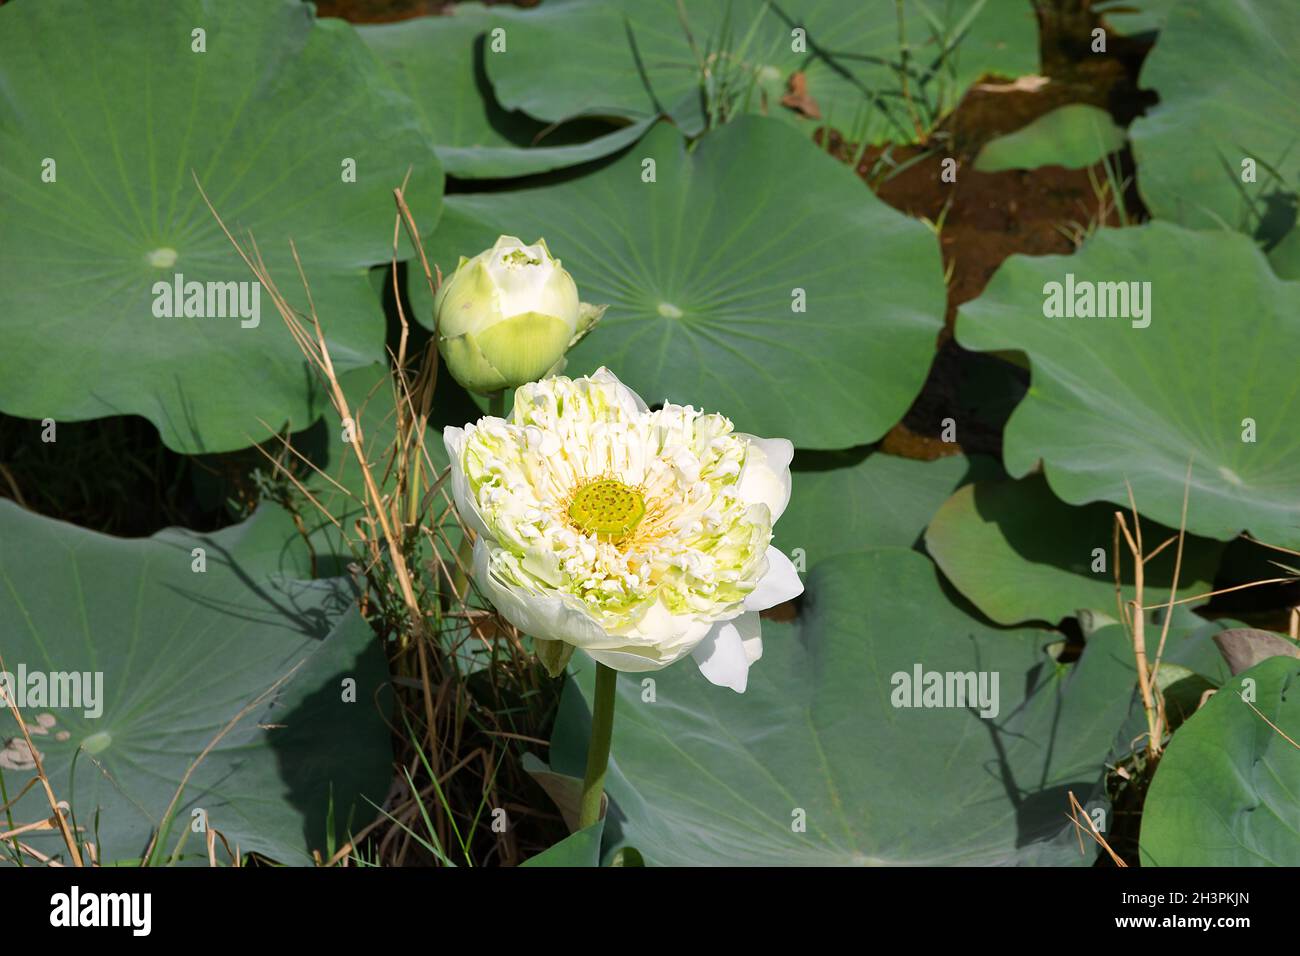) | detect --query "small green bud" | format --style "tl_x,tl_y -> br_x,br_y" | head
434,235 -> 604,394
